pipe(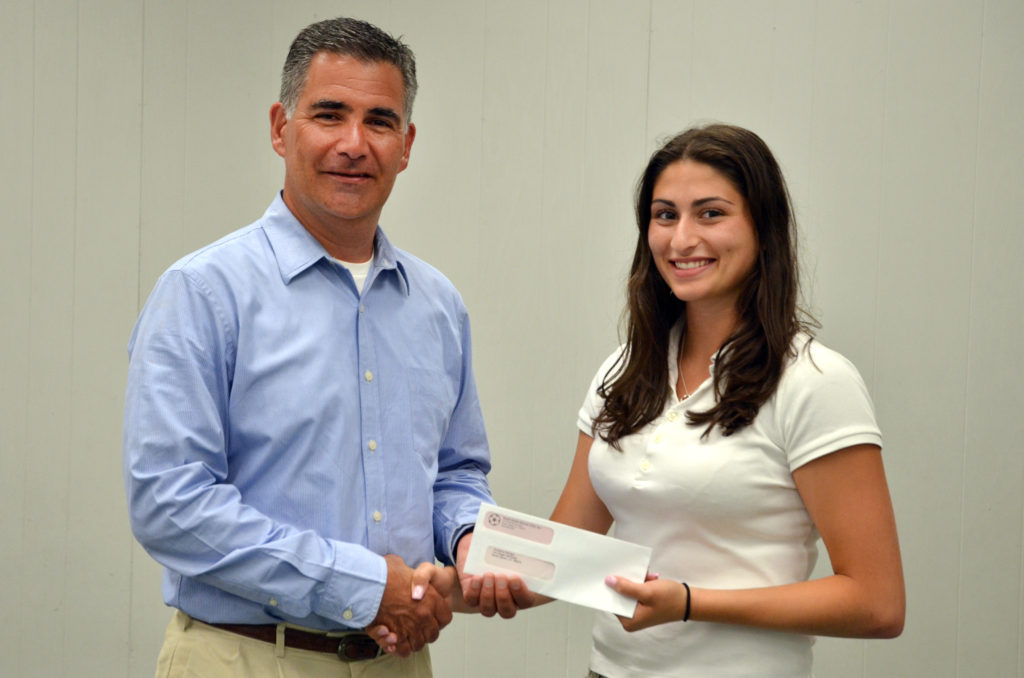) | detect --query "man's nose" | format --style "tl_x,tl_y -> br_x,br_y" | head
333,121 -> 368,158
